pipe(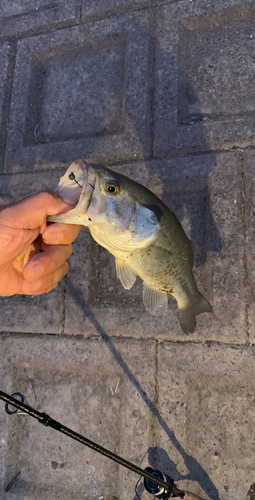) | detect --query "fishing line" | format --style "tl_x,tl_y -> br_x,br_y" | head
135,475 -> 144,500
